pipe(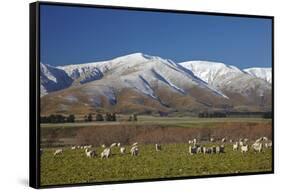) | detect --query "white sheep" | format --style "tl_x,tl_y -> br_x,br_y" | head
233,142 -> 239,151
132,142 -> 138,147
110,143 -> 117,148
252,142 -> 263,153
239,140 -> 244,146
221,137 -> 226,143
71,146 -> 76,150
155,144 -> 162,151
120,147 -> 126,154
130,146 -> 139,156
85,148 -> 96,158
188,140 -> 193,144
255,137 -> 263,143
193,138 -> 197,144
216,145 -> 225,153
101,144 -> 106,148
210,137 -> 215,142
117,143 -> 121,147
196,146 -> 203,154
229,139 -> 233,143
101,148 -> 111,159
54,149 -> 63,156
265,142 -> 272,148
241,145 -> 249,153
